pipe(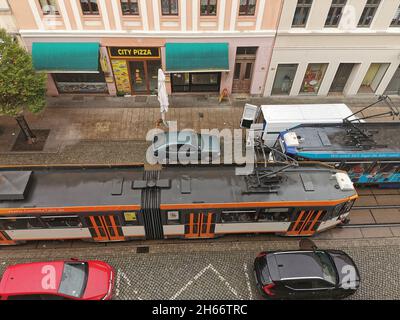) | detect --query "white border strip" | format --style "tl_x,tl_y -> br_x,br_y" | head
112,0 -> 122,30
230,0 -> 238,31
255,0 -> 266,31
28,0 -> 44,30
140,0 -> 149,31
181,0 -> 187,31
58,0 -> 72,30
152,0 -> 160,31
99,0 -> 110,30
218,0 -> 226,31
70,0 -> 83,30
